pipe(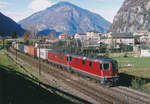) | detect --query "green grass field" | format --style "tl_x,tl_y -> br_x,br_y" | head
113,56 -> 150,78
113,56 -> 150,68
0,49 -> 22,72
113,56 -> 150,93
